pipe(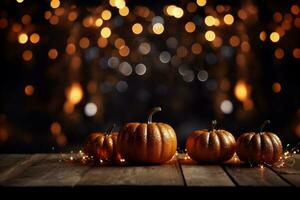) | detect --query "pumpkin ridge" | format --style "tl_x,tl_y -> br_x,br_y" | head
157,123 -> 165,161
264,133 -> 275,163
